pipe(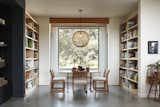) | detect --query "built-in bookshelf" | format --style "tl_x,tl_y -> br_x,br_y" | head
119,13 -> 138,94
0,0 -> 25,104
0,4 -> 11,104
25,11 -> 39,96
